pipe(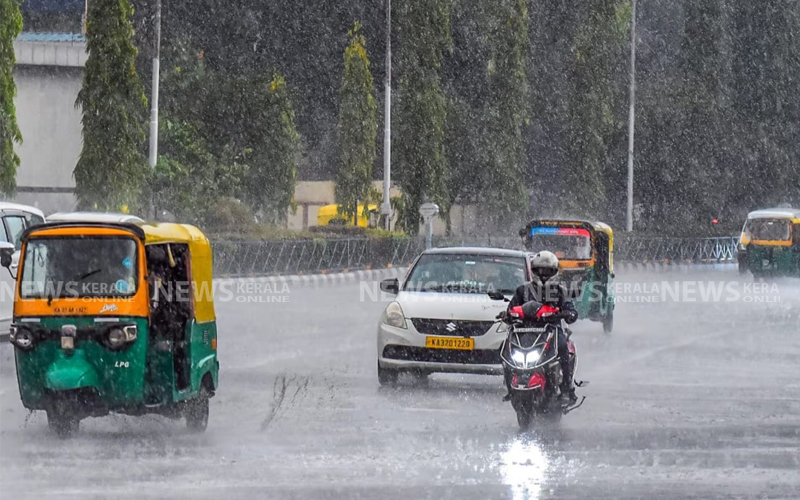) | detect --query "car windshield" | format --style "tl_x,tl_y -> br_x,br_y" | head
527,228 -> 593,260
20,237 -> 138,299
746,219 -> 792,241
404,253 -> 526,294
